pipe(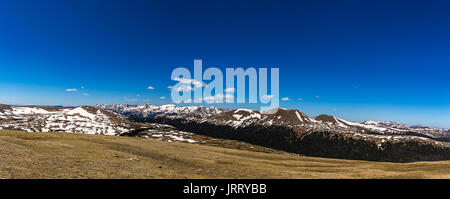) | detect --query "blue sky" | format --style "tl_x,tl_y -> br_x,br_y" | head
0,0 -> 449,128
